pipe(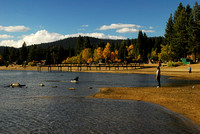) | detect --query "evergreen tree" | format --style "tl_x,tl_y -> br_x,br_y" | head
83,37 -> 91,48
143,33 -> 149,62
45,47 -> 52,65
188,1 -> 200,61
56,46 -> 66,63
75,35 -> 84,55
173,4 -> 188,59
135,30 -> 144,61
2,47 -> 9,65
164,13 -> 174,45
9,47 -> 17,64
28,45 -> 37,62
19,42 -> 28,64
174,3 -> 184,21
118,41 -> 126,62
